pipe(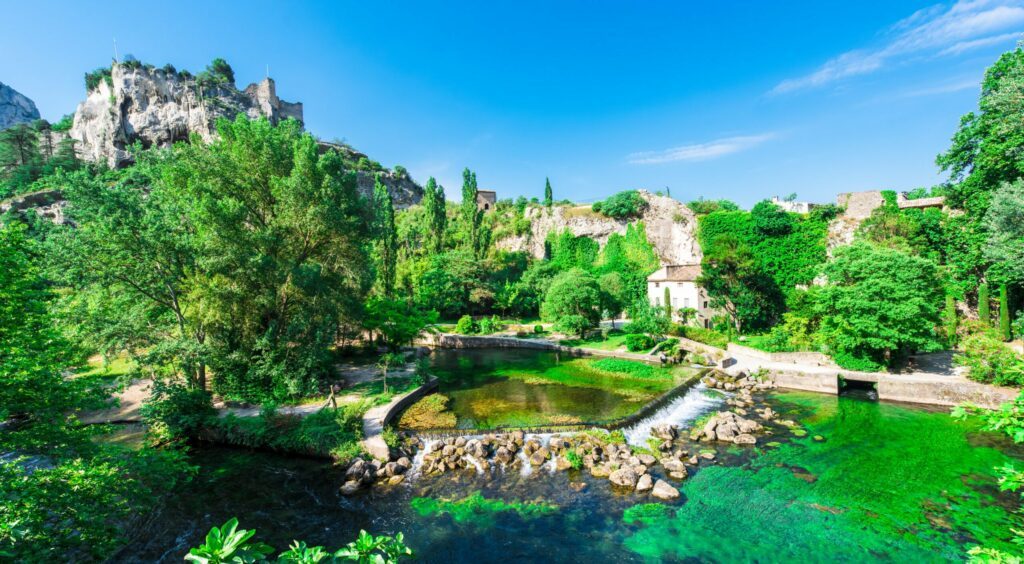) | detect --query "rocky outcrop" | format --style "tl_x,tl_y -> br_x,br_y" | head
355,170 -> 423,209
0,82 -> 40,130
496,191 -> 701,265
69,63 -> 302,167
0,189 -> 68,224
